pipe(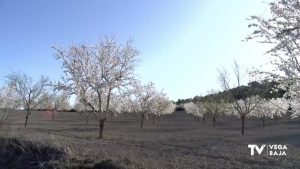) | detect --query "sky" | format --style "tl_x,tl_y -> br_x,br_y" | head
0,0 -> 273,101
